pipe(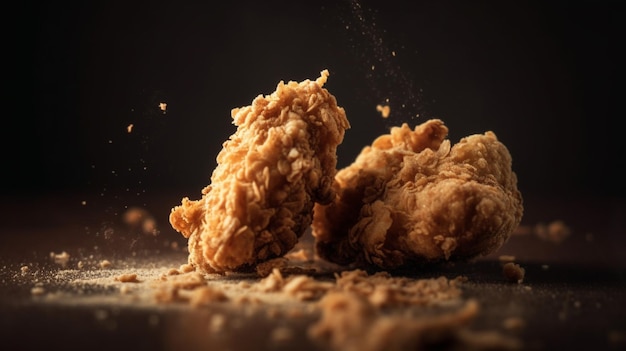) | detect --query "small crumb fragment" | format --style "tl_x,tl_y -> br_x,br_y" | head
115,273 -> 140,283
127,124 -> 134,133
50,251 -> 70,268
376,104 -> 390,118
503,262 -> 525,284
188,286 -> 228,307
77,261 -> 85,269
20,265 -> 29,274
159,102 -> 167,113
285,248 -> 311,261
99,260 -> 112,269
31,286 -> 46,296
